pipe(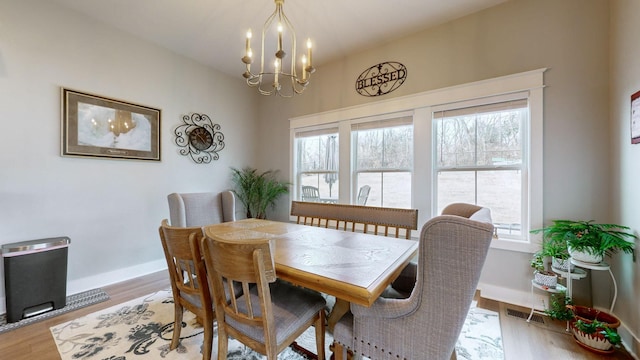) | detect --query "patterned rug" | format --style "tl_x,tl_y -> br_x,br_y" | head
50,289 -> 503,360
0,288 -> 109,335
